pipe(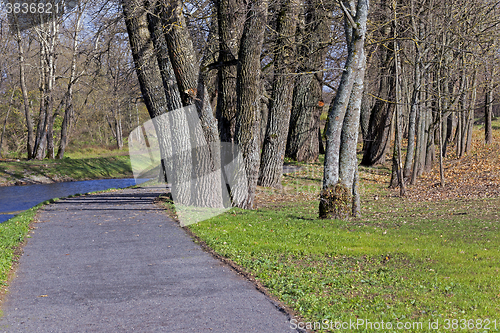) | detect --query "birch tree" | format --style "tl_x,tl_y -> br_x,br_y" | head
319,0 -> 368,219
12,13 -> 35,159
